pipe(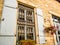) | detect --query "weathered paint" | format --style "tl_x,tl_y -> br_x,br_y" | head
0,0 -> 17,45
37,8 -> 46,44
